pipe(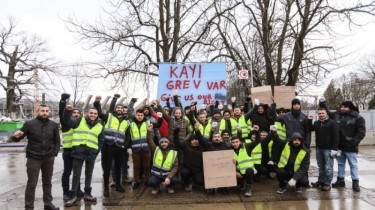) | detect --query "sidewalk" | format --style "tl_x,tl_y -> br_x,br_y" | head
1,146 -> 375,210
